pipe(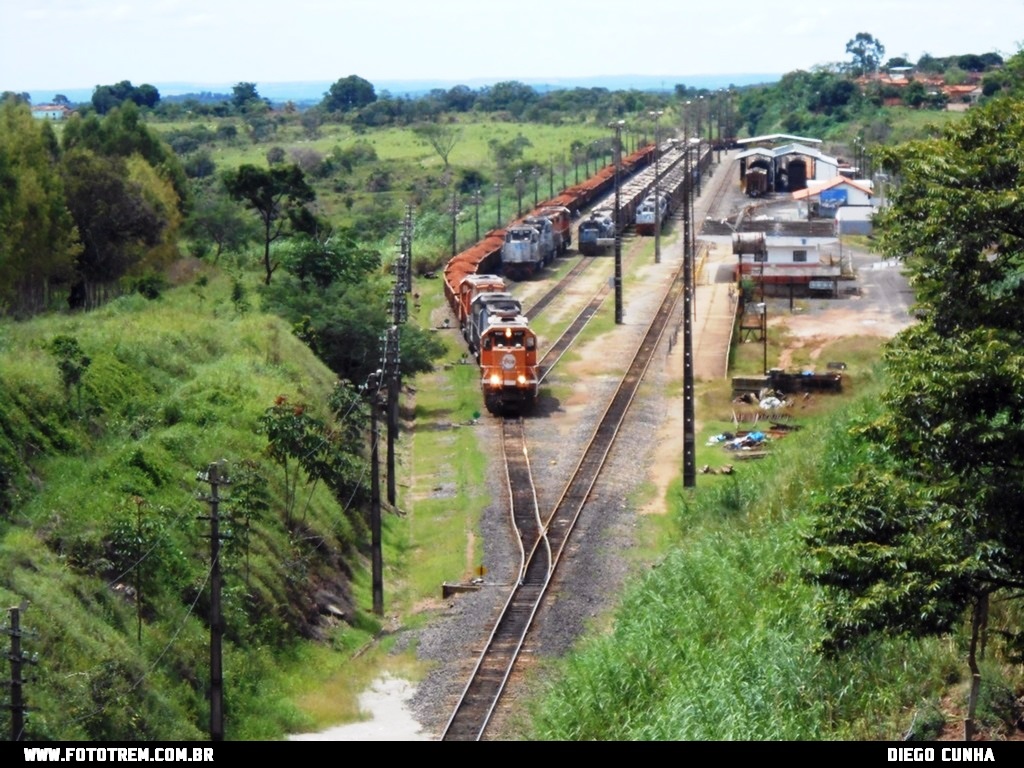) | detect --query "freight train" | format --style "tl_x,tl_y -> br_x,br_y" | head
442,144 -> 657,414
498,146 -> 655,278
